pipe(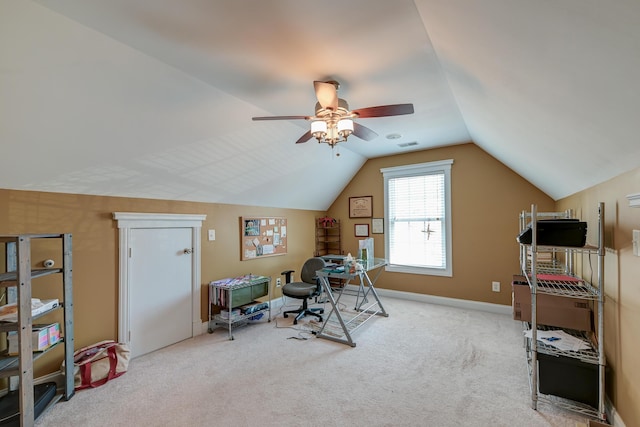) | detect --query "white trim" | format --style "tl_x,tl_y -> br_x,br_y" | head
606,395 -> 627,427
113,212 -> 206,228
380,159 -> 454,176
113,212 -> 207,348
626,192 -> 640,208
366,285 -> 512,315
381,159 -> 454,277
117,226 -> 130,347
